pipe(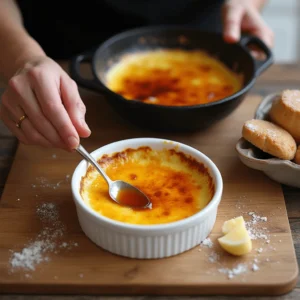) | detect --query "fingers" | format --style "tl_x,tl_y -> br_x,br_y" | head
60,75 -> 91,138
222,1 -> 274,49
21,118 -> 53,148
6,75 -> 67,149
0,57 -> 91,151
248,20 -> 274,49
240,4 -> 274,48
222,2 -> 245,43
1,93 -> 52,148
0,105 -> 28,145
7,103 -> 52,148
29,68 -> 81,150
